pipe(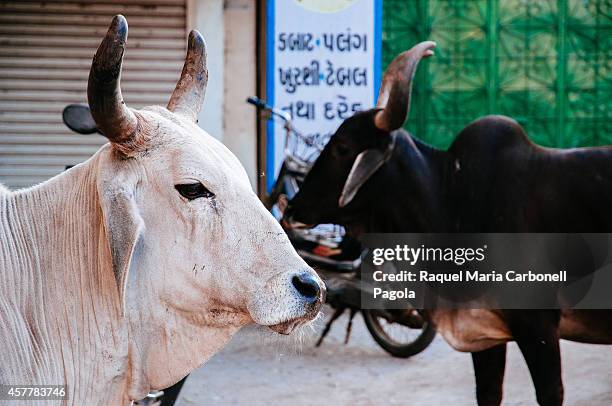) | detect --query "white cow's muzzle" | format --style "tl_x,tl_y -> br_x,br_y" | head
247,269 -> 326,334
